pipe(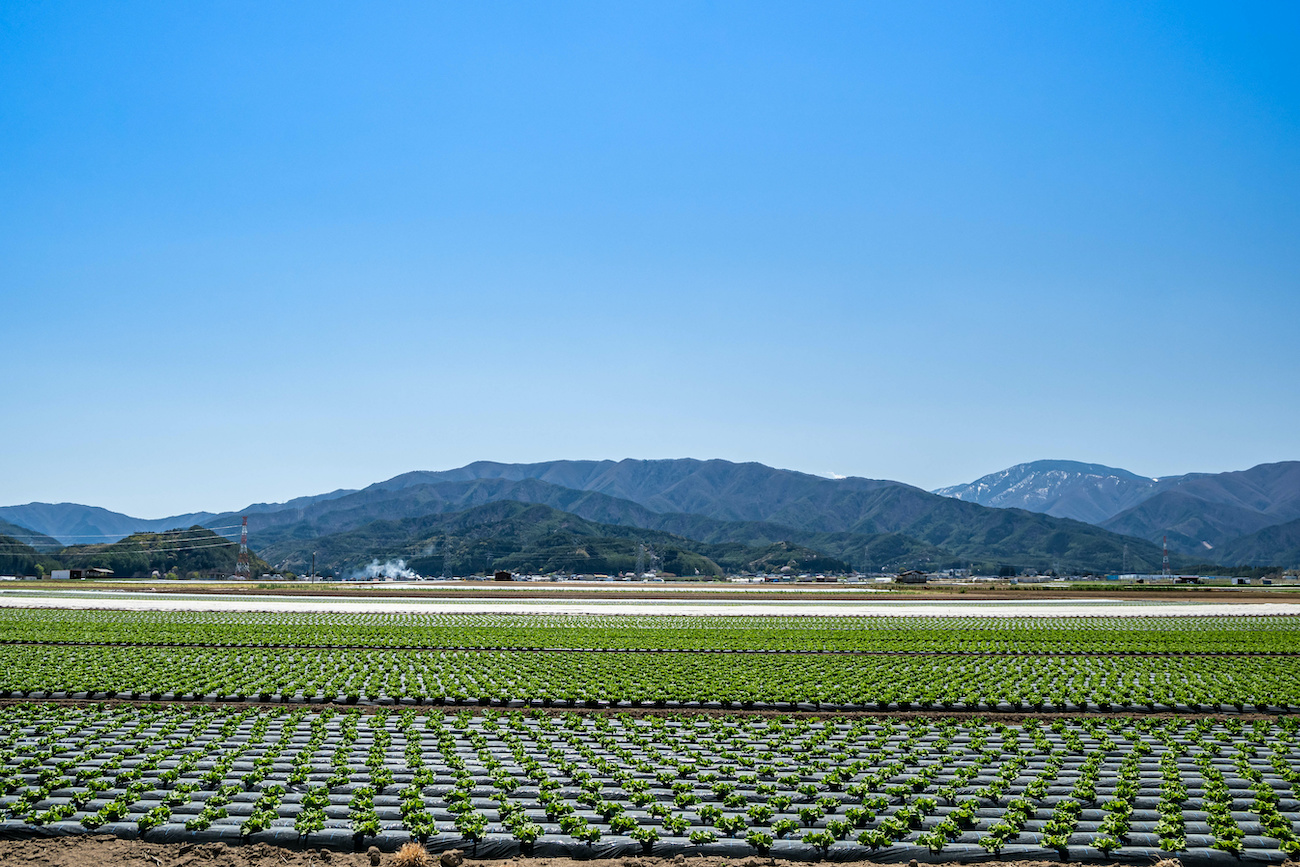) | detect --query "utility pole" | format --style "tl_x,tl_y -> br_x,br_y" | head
311,552 -> 316,583
235,517 -> 251,579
